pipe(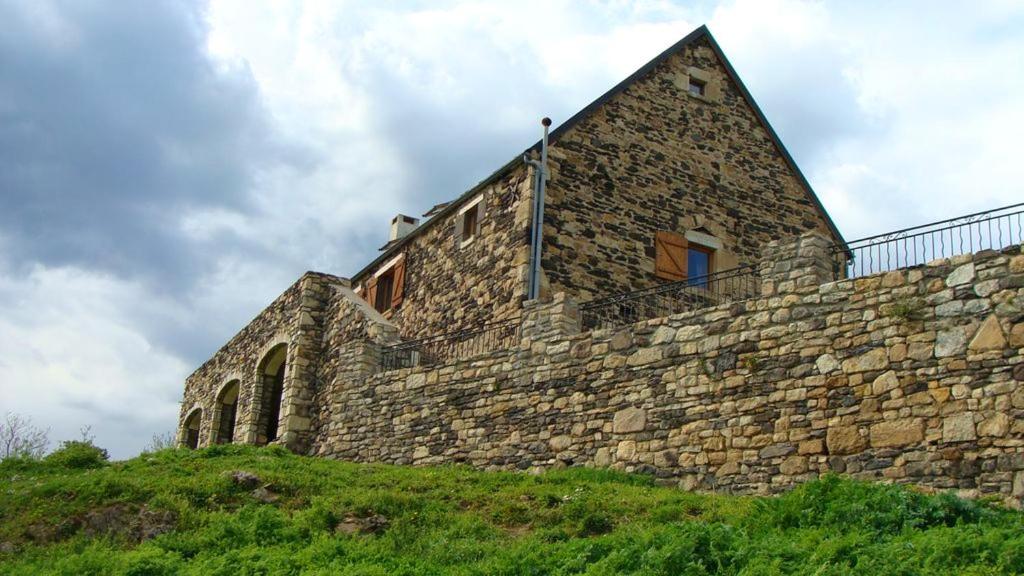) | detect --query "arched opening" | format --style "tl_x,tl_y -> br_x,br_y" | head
256,344 -> 287,445
215,380 -> 240,444
182,409 -> 202,449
